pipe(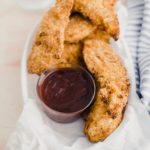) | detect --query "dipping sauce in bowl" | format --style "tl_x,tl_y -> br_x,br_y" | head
37,66 -> 95,123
